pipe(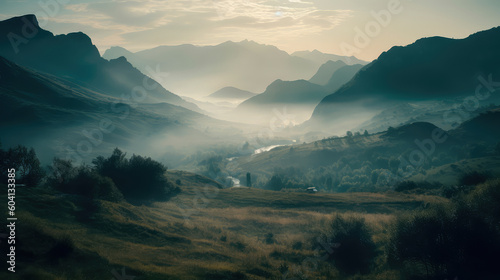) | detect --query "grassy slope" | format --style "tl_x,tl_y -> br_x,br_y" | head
0,171 -> 446,280
408,156 -> 500,186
